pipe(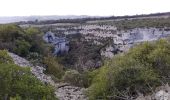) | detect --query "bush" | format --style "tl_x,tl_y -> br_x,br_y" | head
81,70 -> 99,88
0,63 -> 57,100
14,40 -> 31,57
27,52 -> 43,65
0,24 -> 24,52
0,24 -> 24,42
62,69 -> 99,87
24,27 -> 52,56
148,40 -> 170,77
0,50 -> 13,64
62,70 -> 82,86
0,50 -> 57,100
43,56 -> 64,79
0,24 -> 52,57
88,39 -> 170,100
